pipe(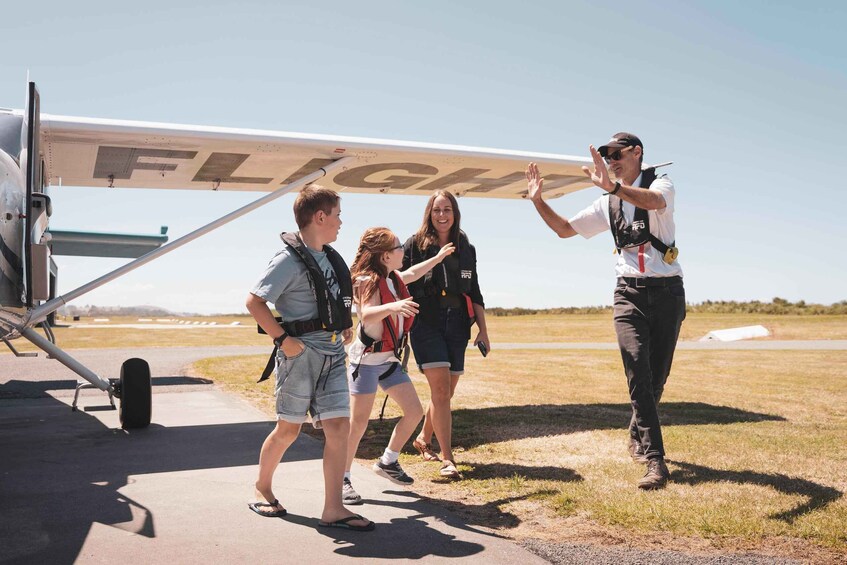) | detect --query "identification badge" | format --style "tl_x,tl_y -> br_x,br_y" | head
663,246 -> 679,264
